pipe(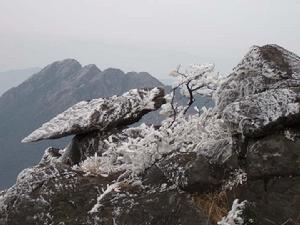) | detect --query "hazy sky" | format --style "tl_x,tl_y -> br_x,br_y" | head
0,0 -> 300,81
